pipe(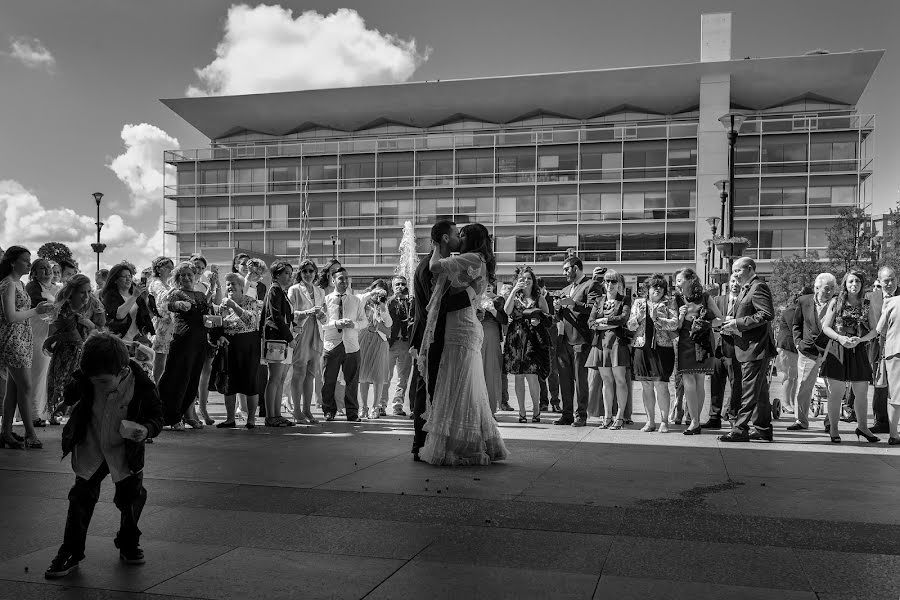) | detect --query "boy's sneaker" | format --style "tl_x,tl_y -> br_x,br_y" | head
44,553 -> 81,578
119,546 -> 145,565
